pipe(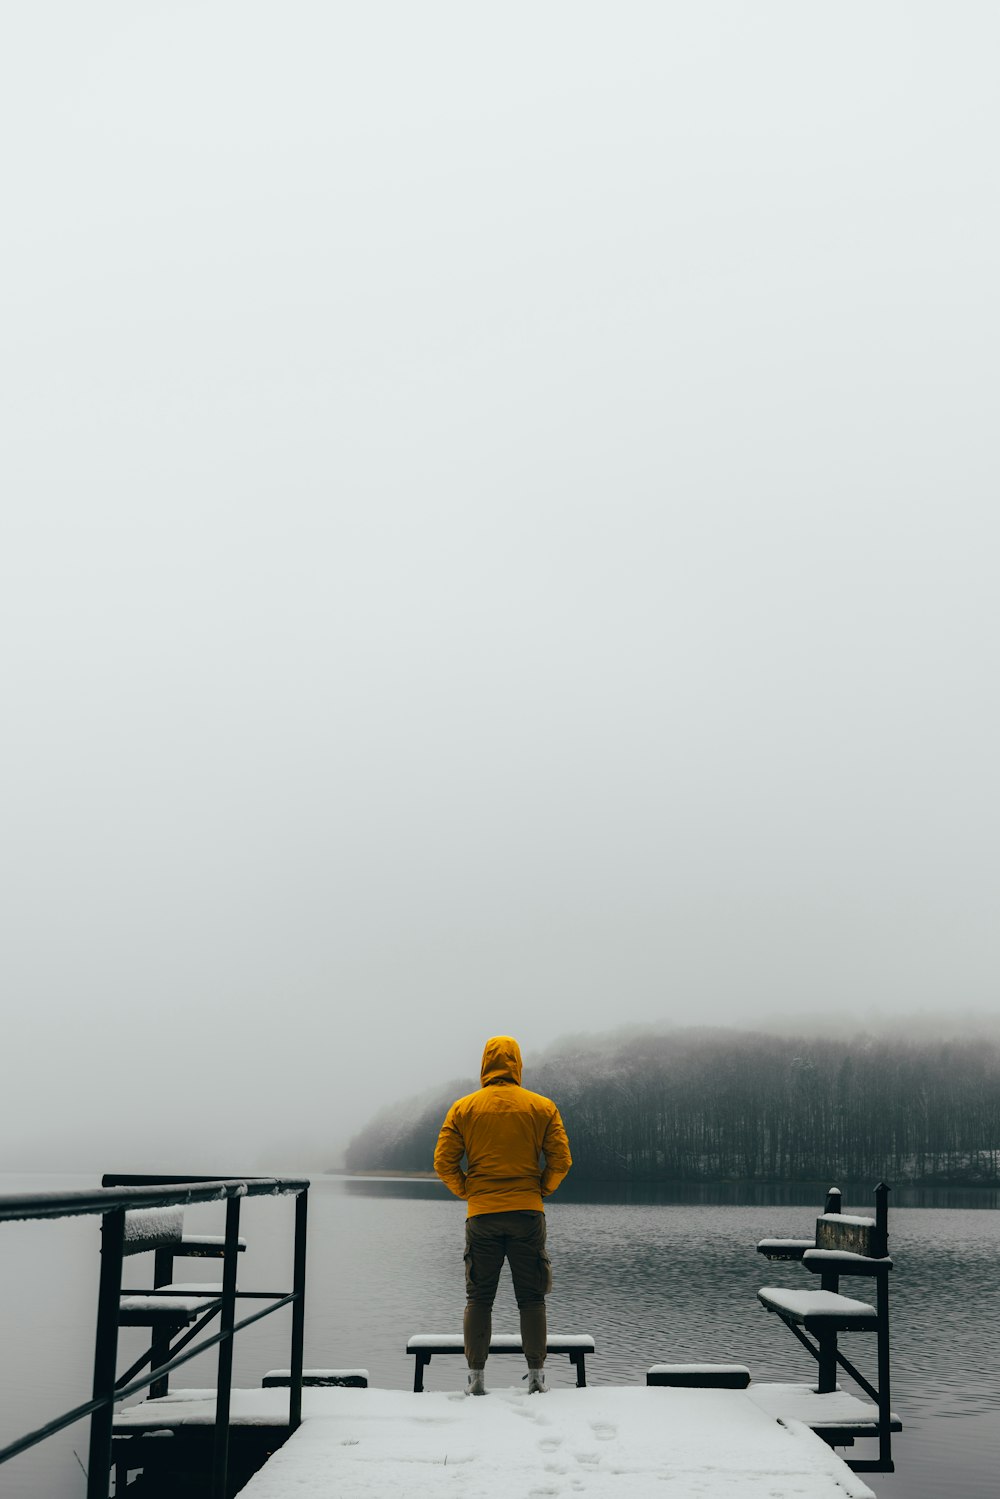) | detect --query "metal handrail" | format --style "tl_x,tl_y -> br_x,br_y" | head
0,1175 -> 310,1499
0,1176 -> 308,1222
